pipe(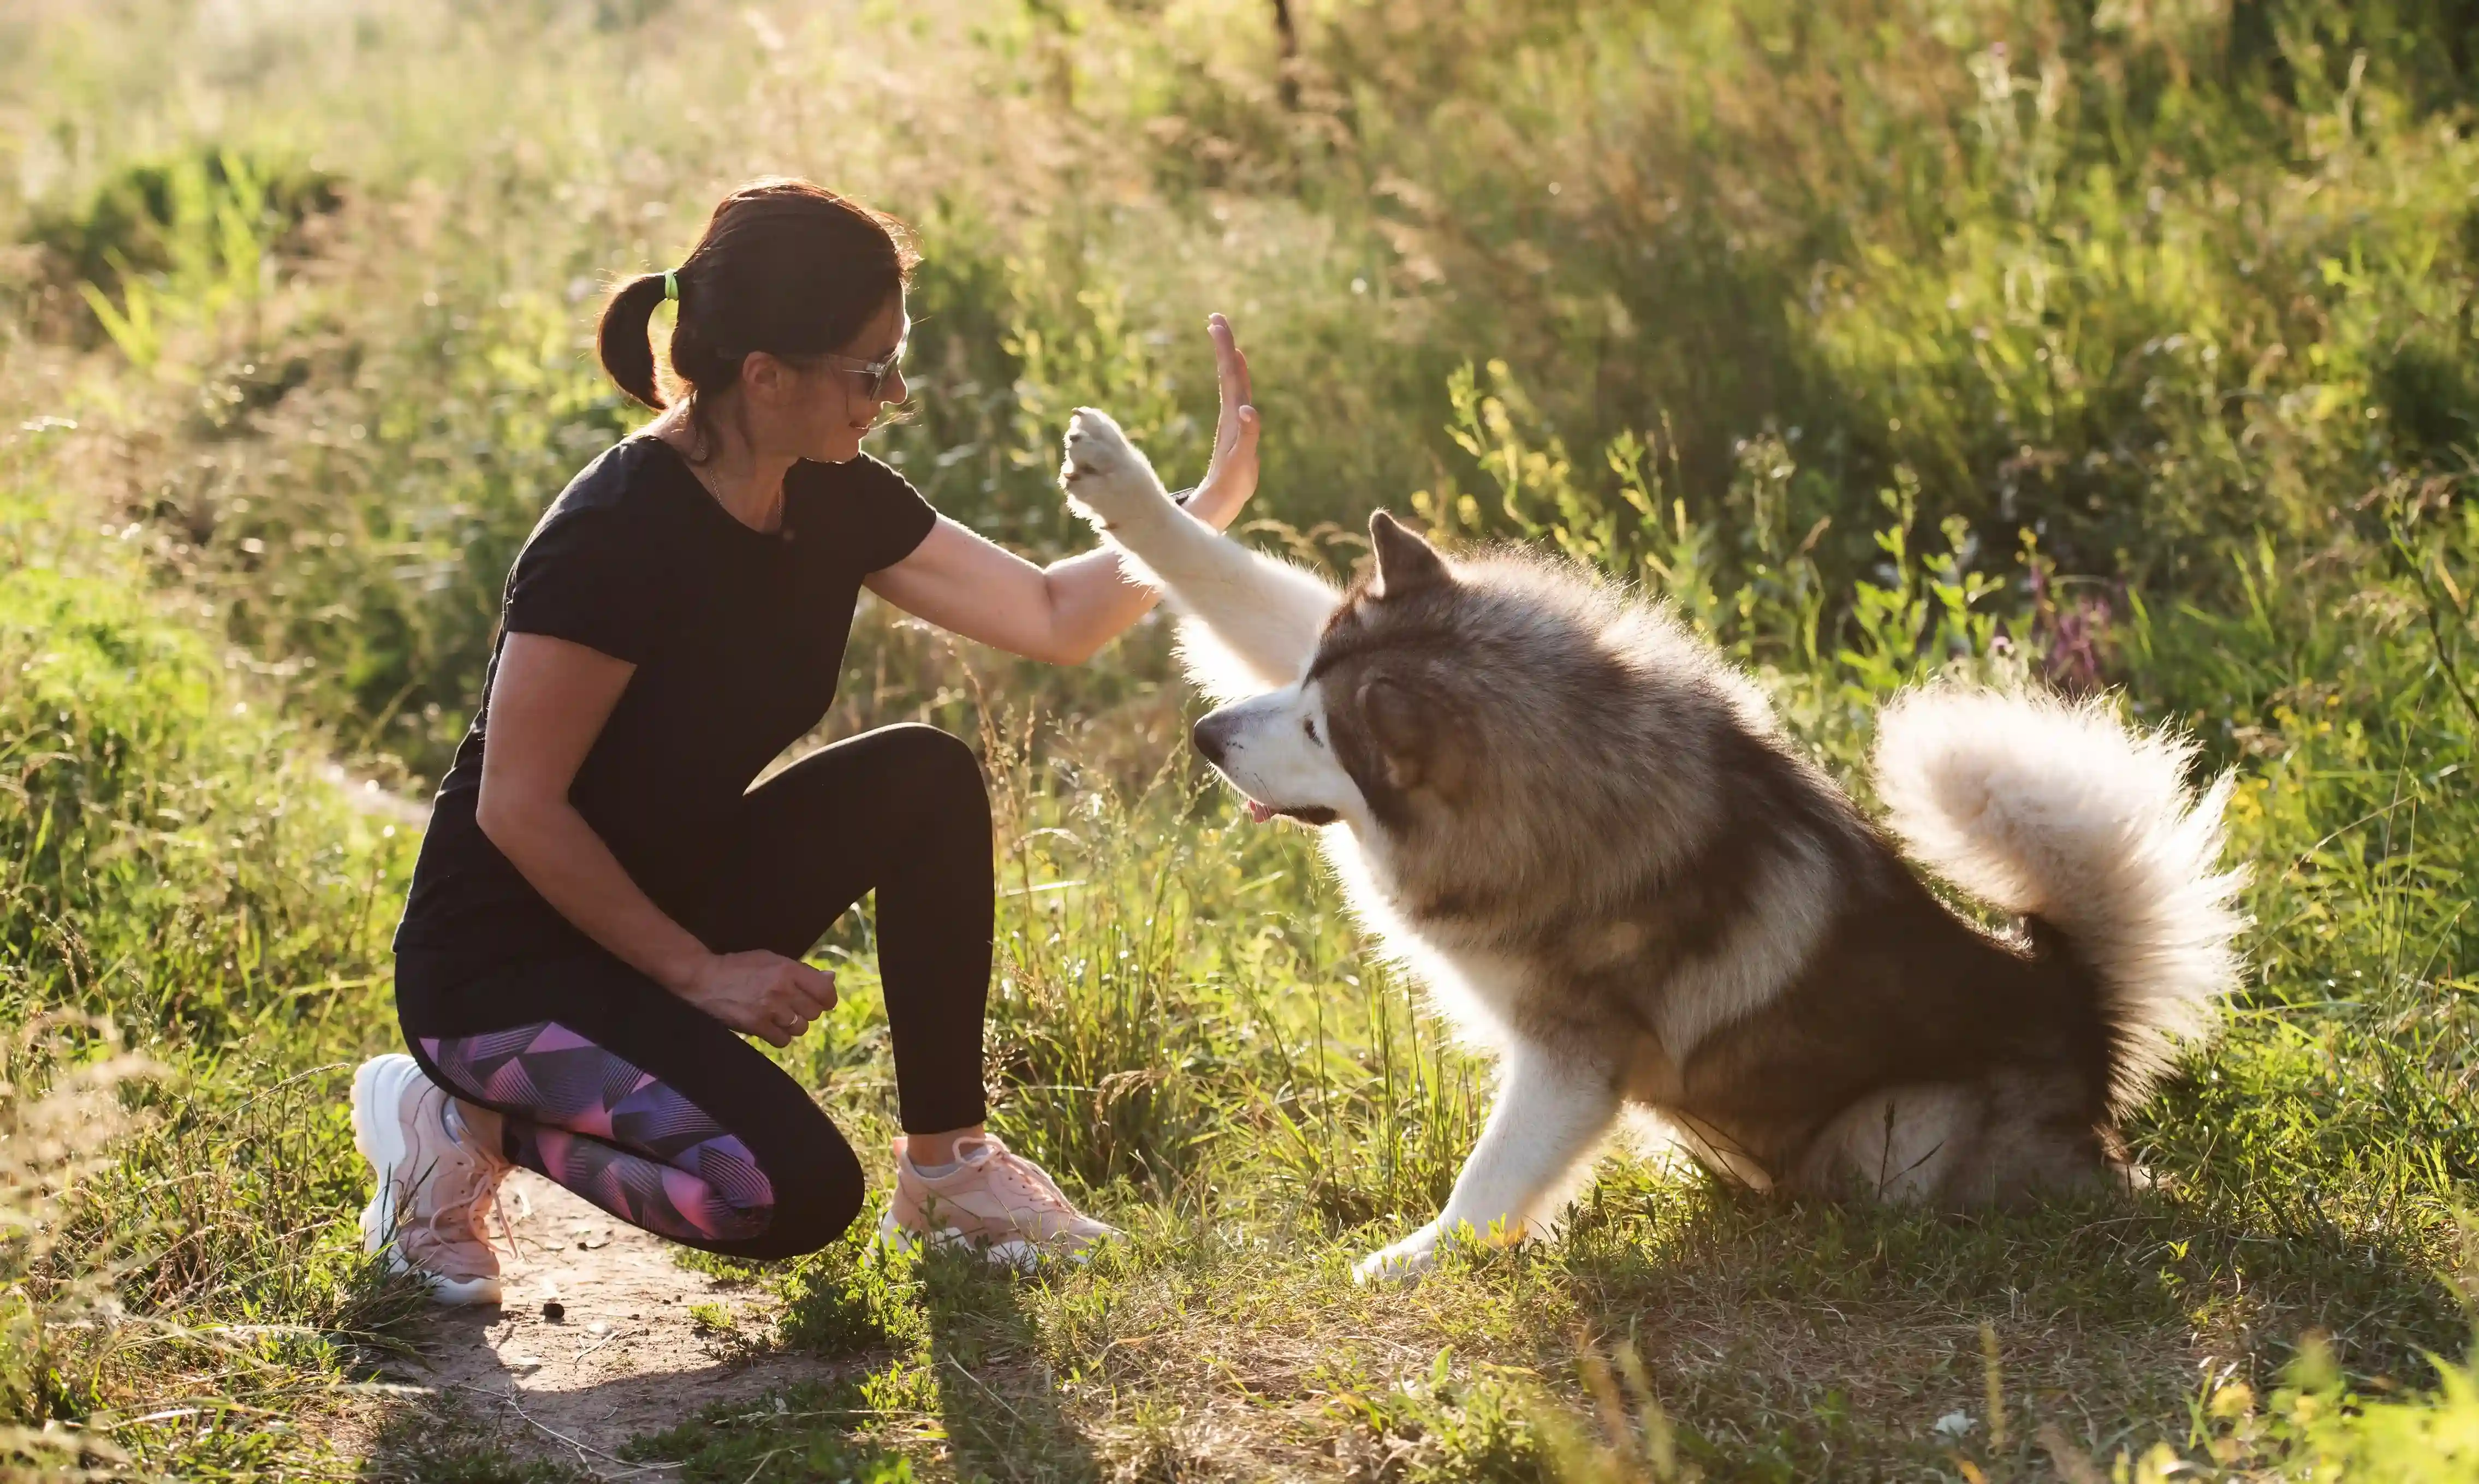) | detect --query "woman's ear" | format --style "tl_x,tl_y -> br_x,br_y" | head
739,351 -> 788,404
